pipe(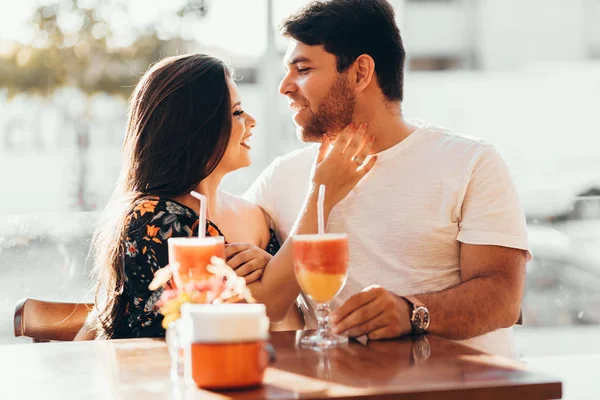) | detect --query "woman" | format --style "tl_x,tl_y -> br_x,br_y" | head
82,54 -> 374,340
